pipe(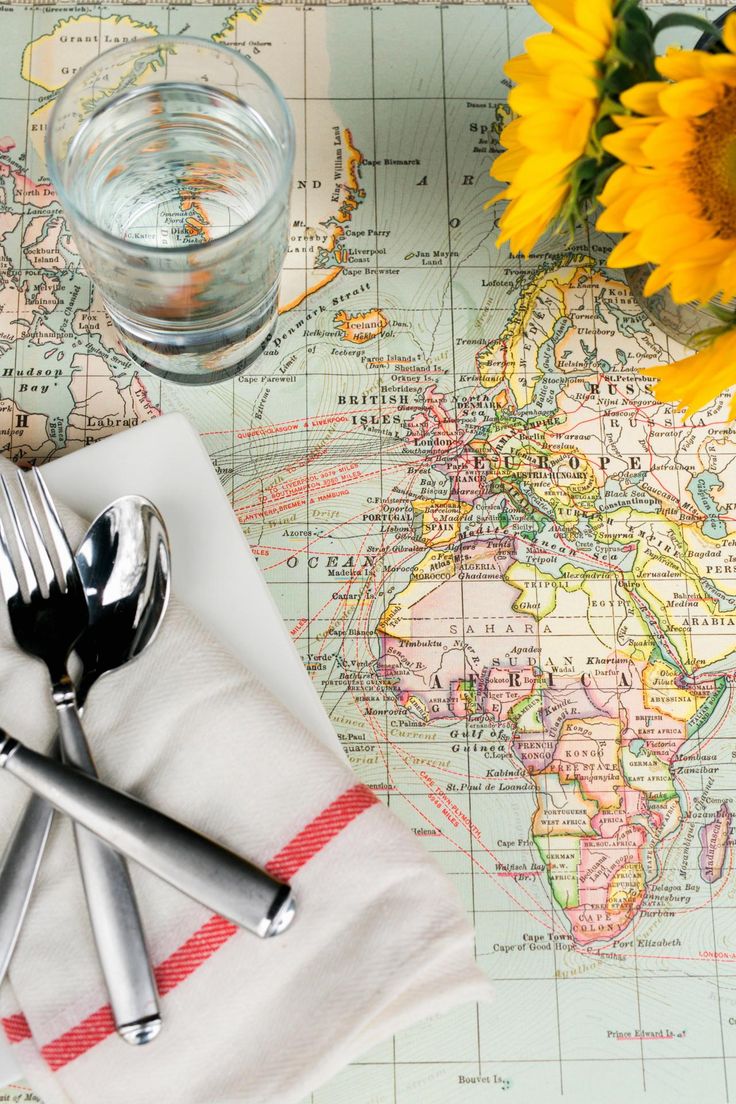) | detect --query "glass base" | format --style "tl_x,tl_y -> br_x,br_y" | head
122,322 -> 277,385
108,296 -> 279,385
